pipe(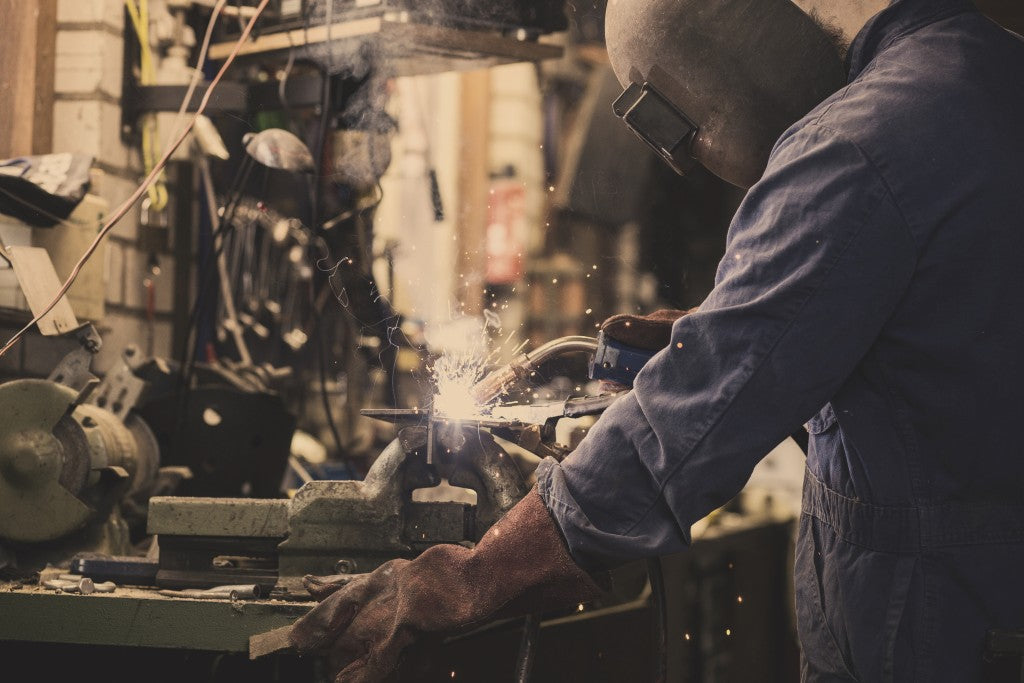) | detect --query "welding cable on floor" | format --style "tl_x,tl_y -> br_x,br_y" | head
648,557 -> 669,683
0,0 -> 271,360
512,562 -> 664,683
514,613 -> 541,683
